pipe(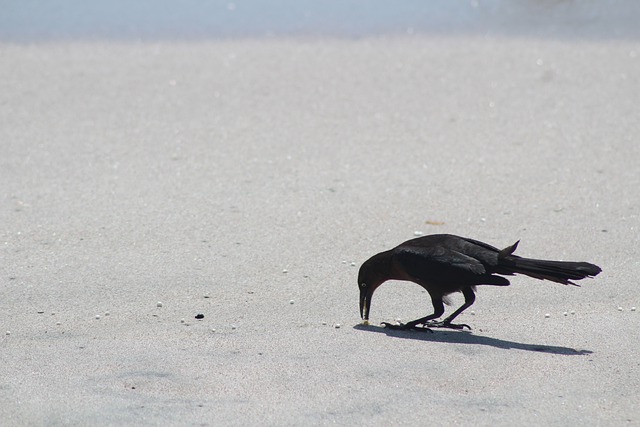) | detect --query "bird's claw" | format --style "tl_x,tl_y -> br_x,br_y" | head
426,321 -> 471,330
381,322 -> 433,333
